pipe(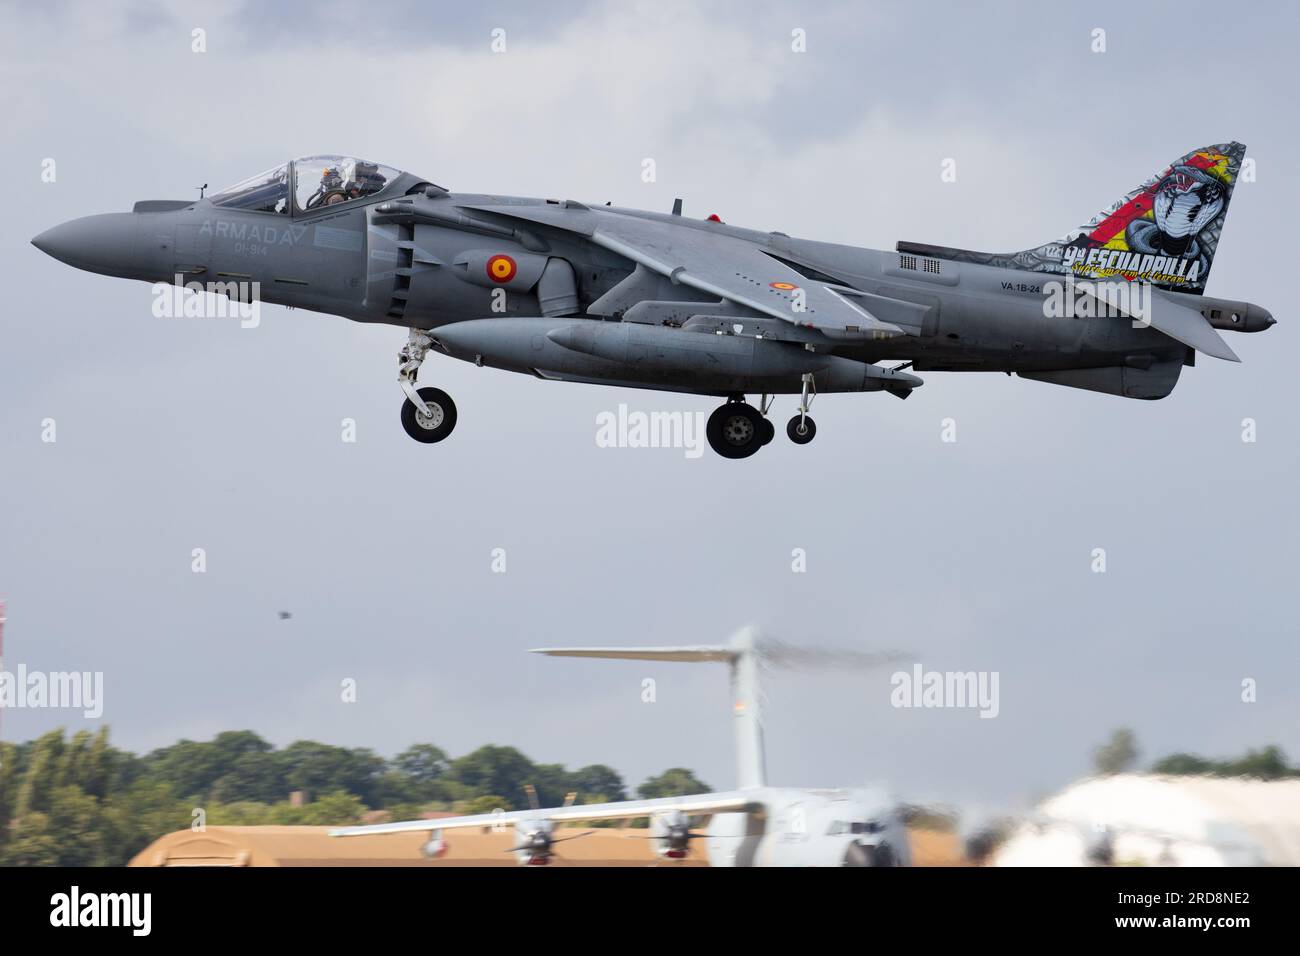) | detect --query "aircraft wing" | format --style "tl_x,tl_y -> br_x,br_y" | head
330,791 -> 759,838
460,203 -> 906,338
